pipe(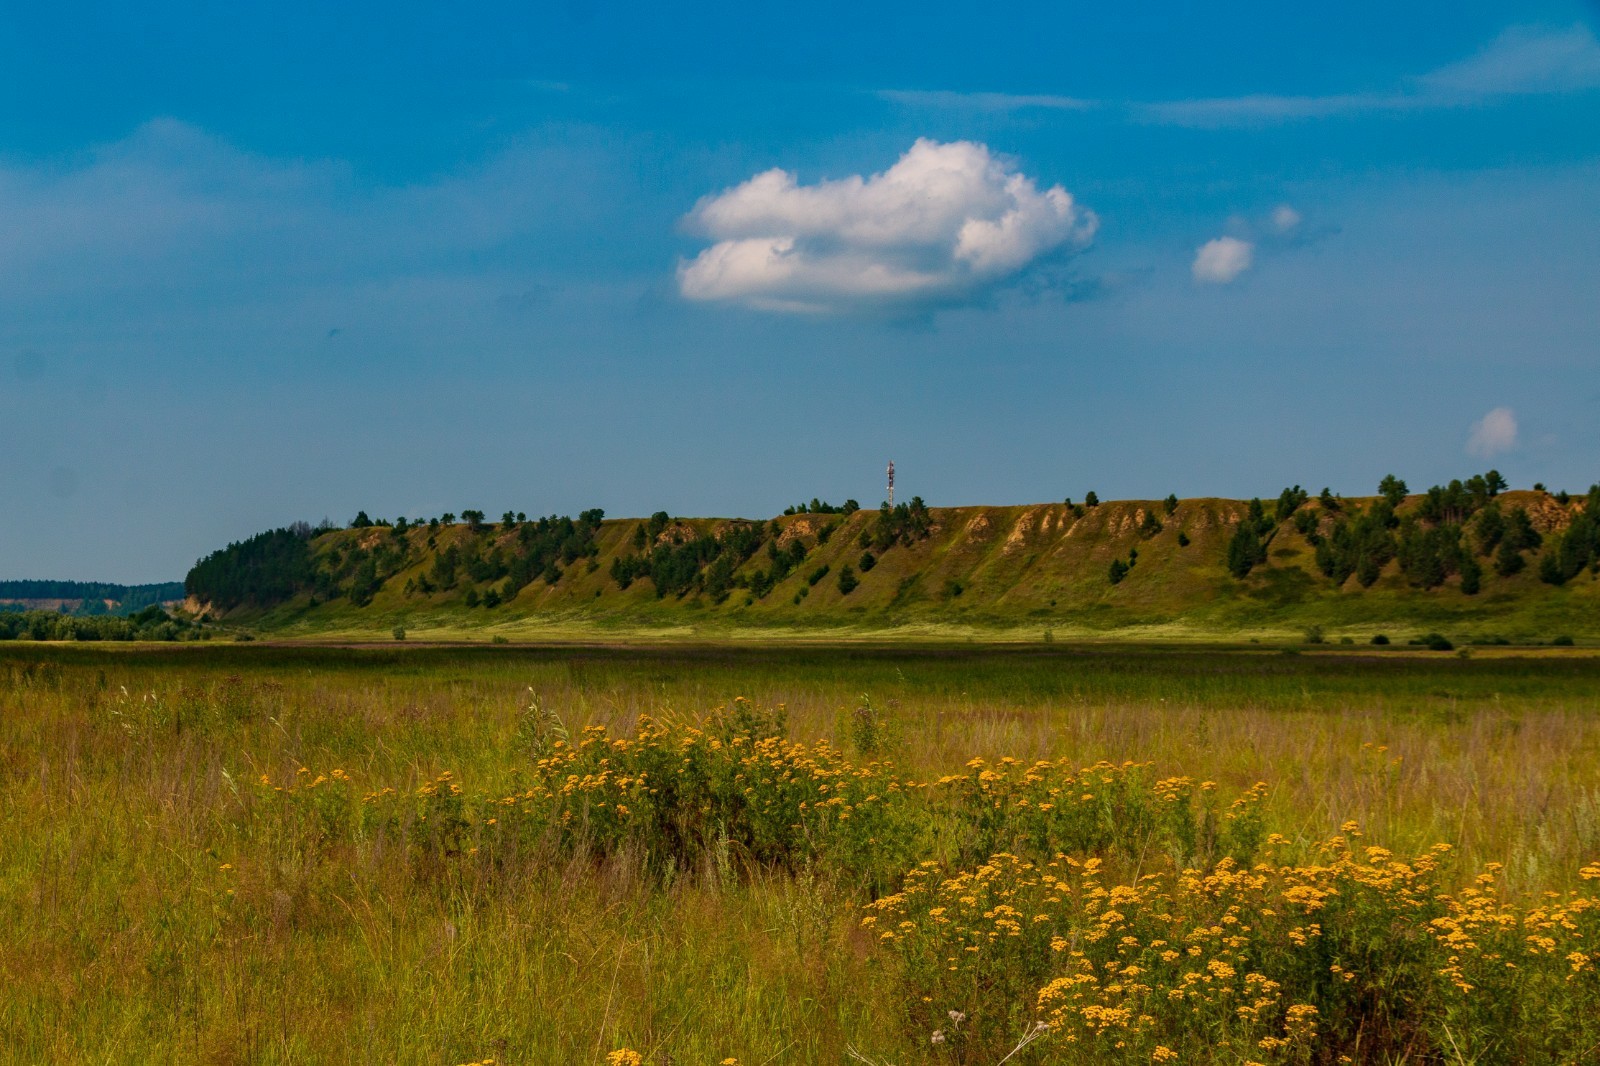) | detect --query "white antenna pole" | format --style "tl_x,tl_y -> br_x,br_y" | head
887,460 -> 895,508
